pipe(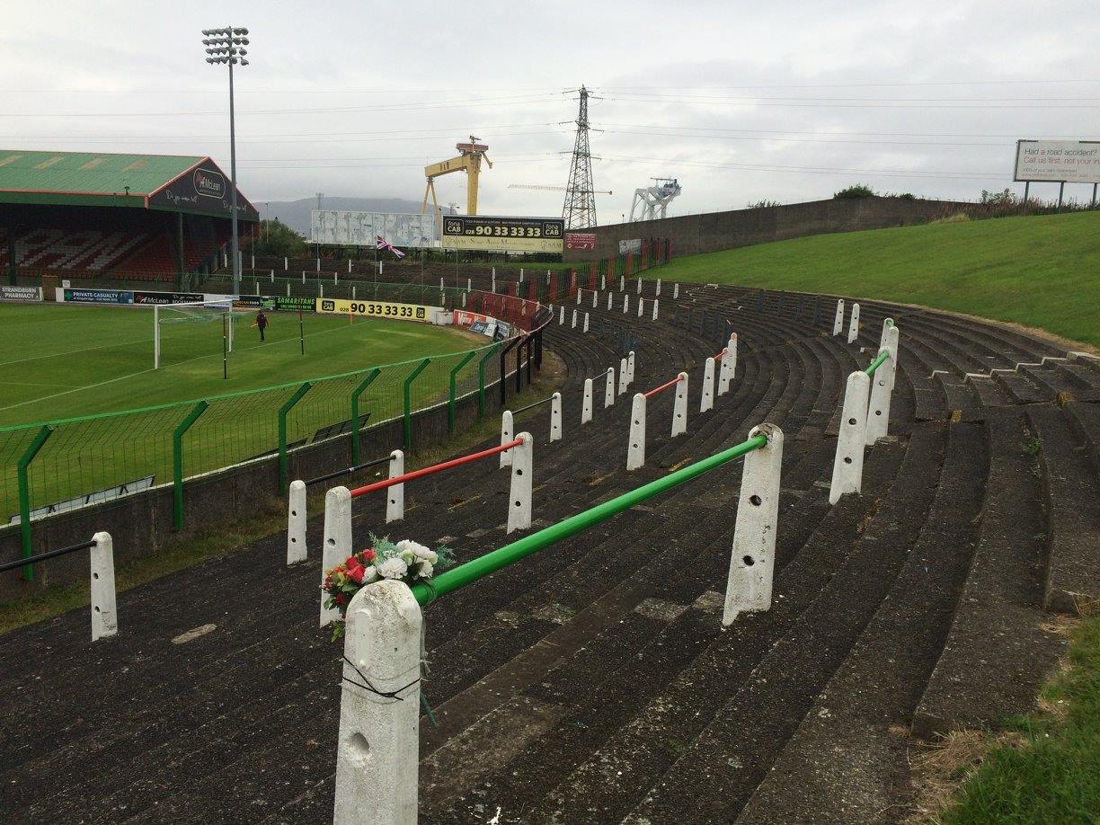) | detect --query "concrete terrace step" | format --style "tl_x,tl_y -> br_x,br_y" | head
737,420 -> 988,824
912,408 -> 1064,740
1028,404 -> 1100,614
